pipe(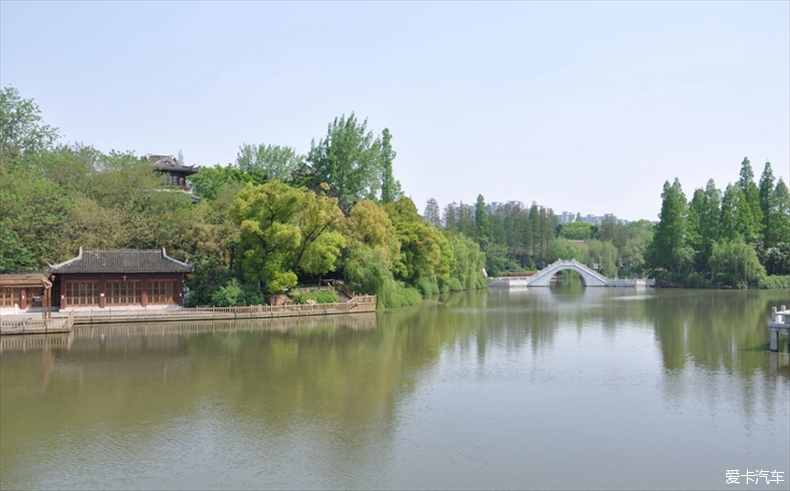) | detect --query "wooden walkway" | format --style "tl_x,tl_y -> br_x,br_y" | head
0,295 -> 376,335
